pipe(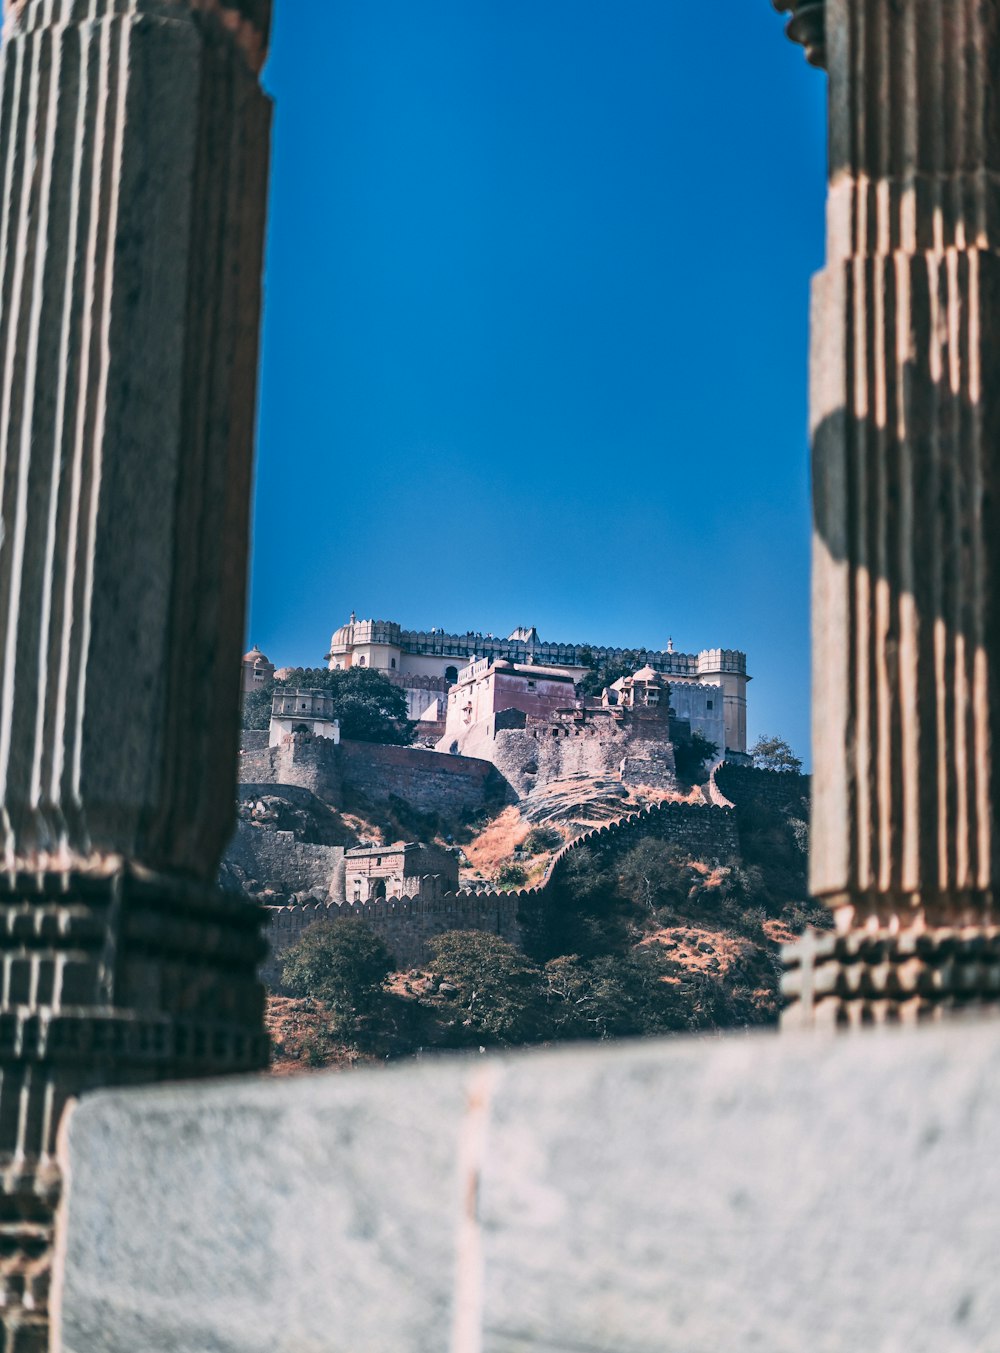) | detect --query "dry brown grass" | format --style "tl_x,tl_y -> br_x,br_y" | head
628,783 -> 705,806
461,807 -> 531,877
639,925 -> 750,978
265,996 -> 375,1075
762,918 -> 798,947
